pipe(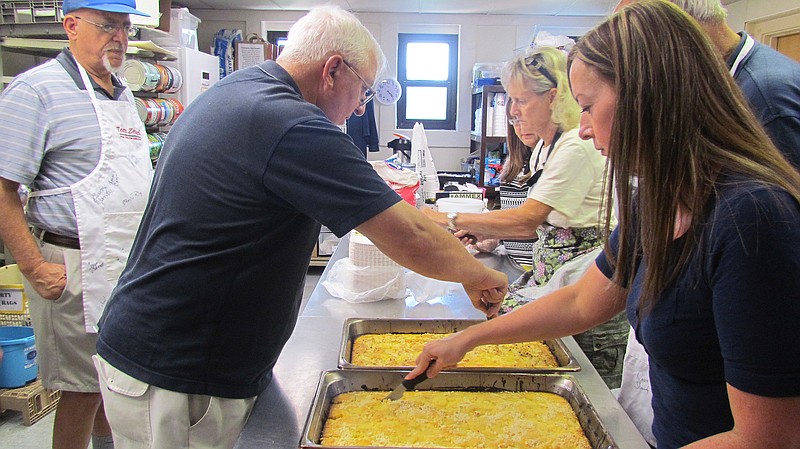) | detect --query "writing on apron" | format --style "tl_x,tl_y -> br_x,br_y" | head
28,60 -> 153,332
